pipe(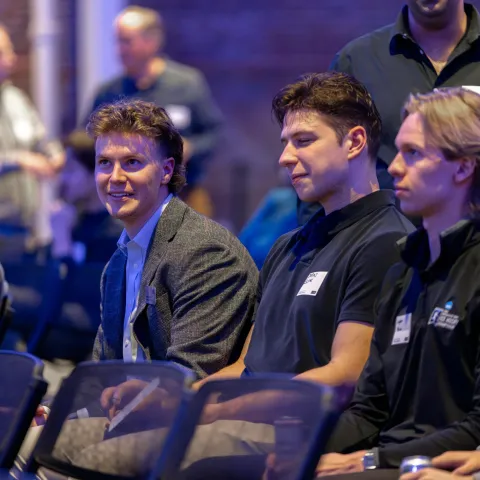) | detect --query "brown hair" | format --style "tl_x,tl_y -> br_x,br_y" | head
402,87 -> 480,218
86,99 -> 186,194
64,130 -> 96,172
272,72 -> 382,159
